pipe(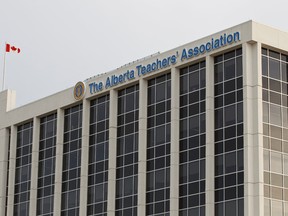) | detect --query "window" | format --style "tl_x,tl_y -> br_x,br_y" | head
116,86 -> 139,216
14,122 -> 33,216
61,104 -> 82,216
179,61 -> 206,216
262,48 -> 288,216
214,48 -> 243,216
87,95 -> 109,216
37,113 -> 57,216
147,74 -> 171,216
